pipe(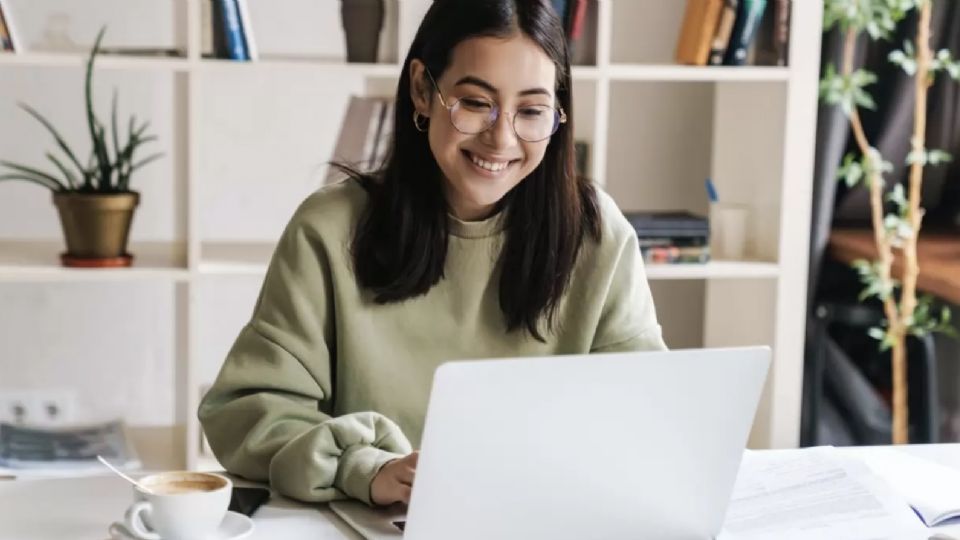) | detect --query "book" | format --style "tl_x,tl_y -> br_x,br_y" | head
550,0 -> 568,27
0,9 -> 11,52
855,446 -> 960,527
641,245 -> 710,264
369,100 -> 394,170
0,0 -> 20,52
0,420 -> 140,471
722,0 -> 767,66
236,0 -> 258,61
753,0 -> 790,66
622,210 -> 710,240
674,0 -> 724,66
205,0 -> 229,59
218,0 -> 249,61
574,140 -> 589,178
325,96 -> 393,183
708,0 -> 738,65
